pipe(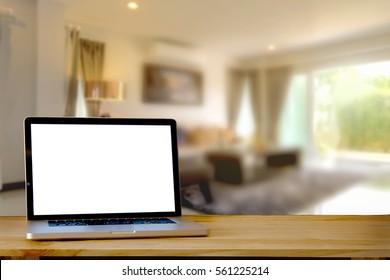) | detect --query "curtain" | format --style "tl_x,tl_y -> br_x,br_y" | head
64,28 -> 80,116
248,70 -> 262,143
79,38 -> 105,117
227,69 -> 246,131
266,66 -> 292,144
